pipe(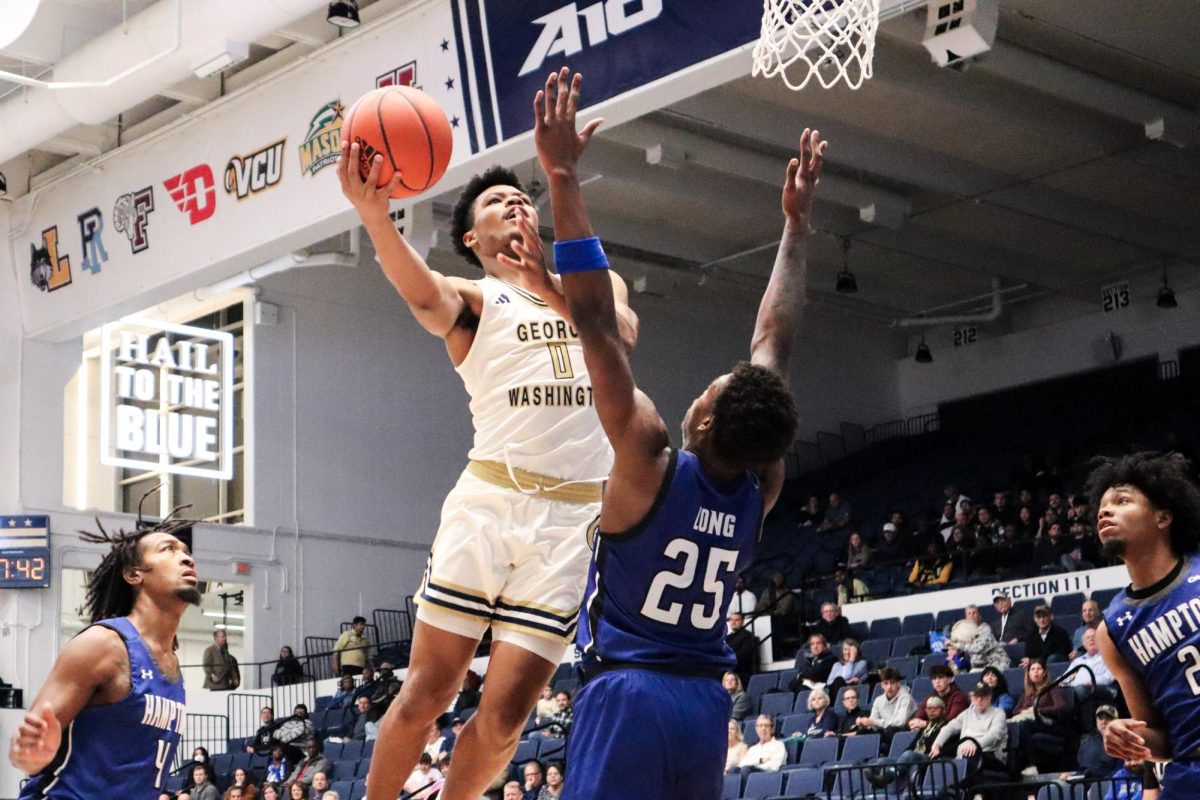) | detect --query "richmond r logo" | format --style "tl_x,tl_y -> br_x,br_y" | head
164,165 -> 217,225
